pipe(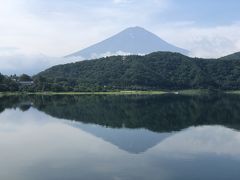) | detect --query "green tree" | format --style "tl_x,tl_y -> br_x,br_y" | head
19,74 -> 32,81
